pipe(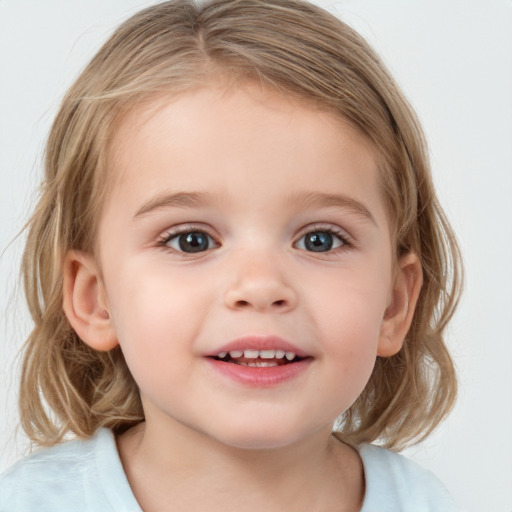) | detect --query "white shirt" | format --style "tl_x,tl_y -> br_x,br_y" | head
0,428 -> 460,511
